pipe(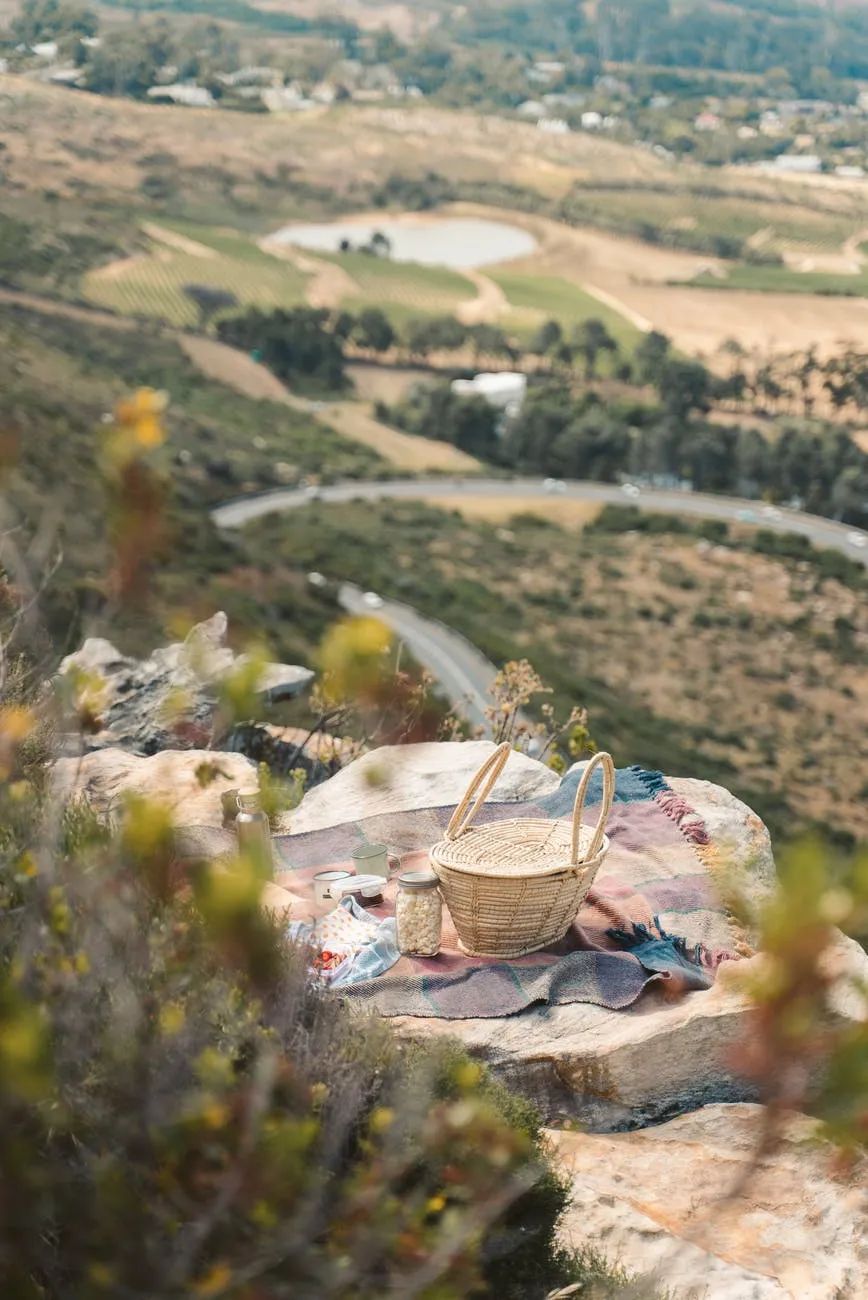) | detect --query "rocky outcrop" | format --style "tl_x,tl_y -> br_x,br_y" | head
547,1102 -> 868,1299
58,613 -> 312,755
281,739 -> 561,834
51,747 -> 258,827
282,747 -> 868,1130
